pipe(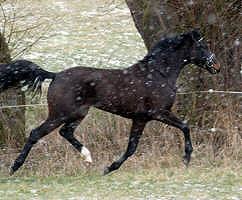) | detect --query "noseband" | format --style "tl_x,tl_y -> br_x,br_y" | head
196,37 -> 219,73
206,53 -> 216,68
